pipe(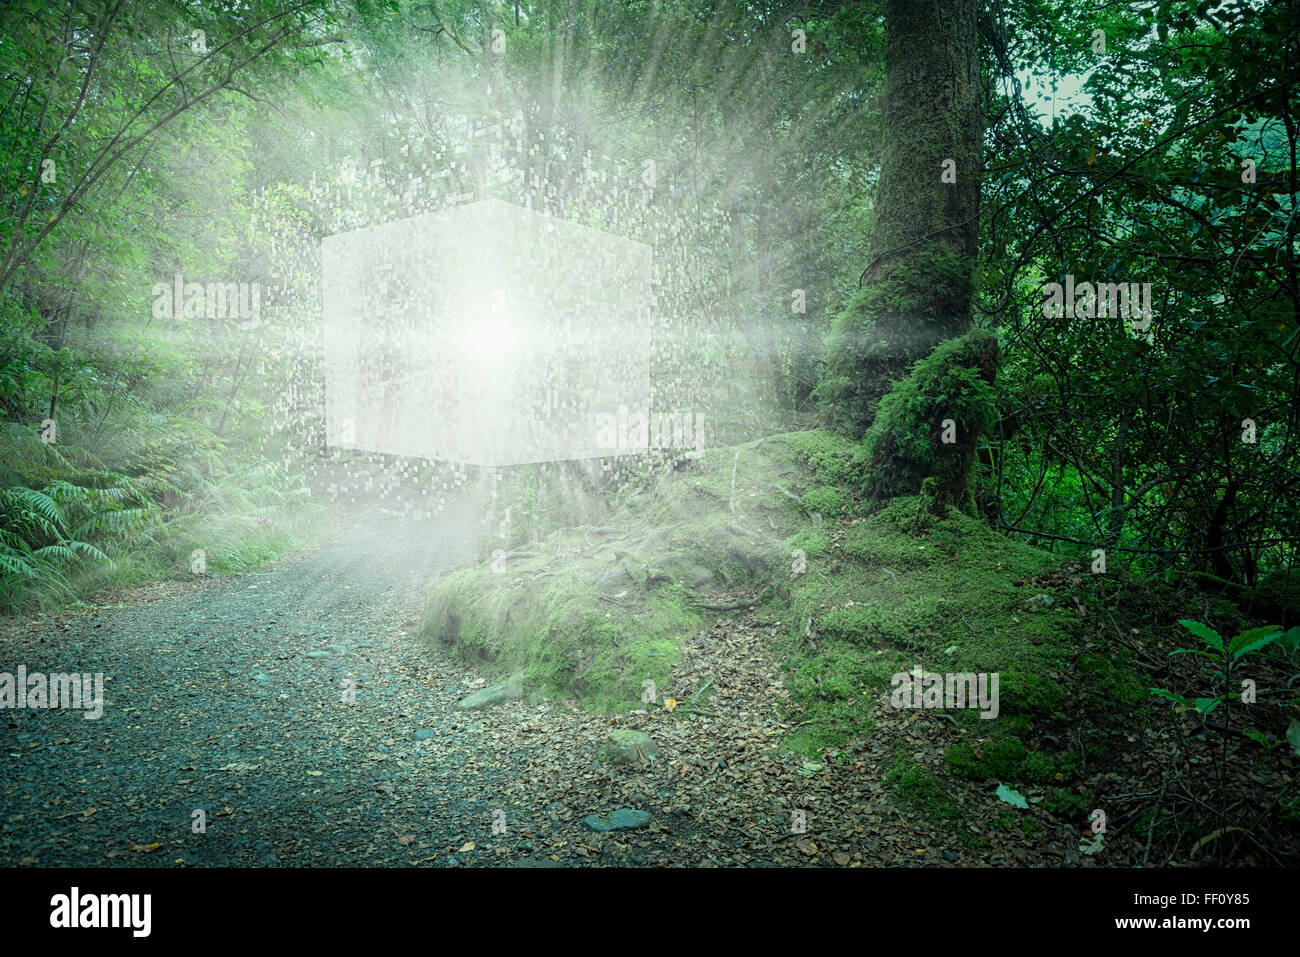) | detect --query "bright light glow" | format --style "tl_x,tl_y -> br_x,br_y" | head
455,314 -> 525,366
321,198 -> 653,466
